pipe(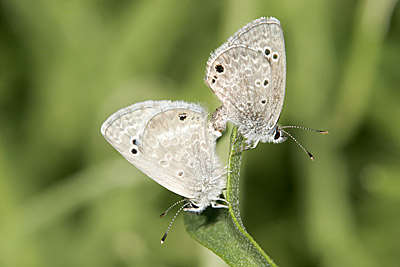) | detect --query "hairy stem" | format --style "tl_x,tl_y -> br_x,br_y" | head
184,127 -> 278,267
